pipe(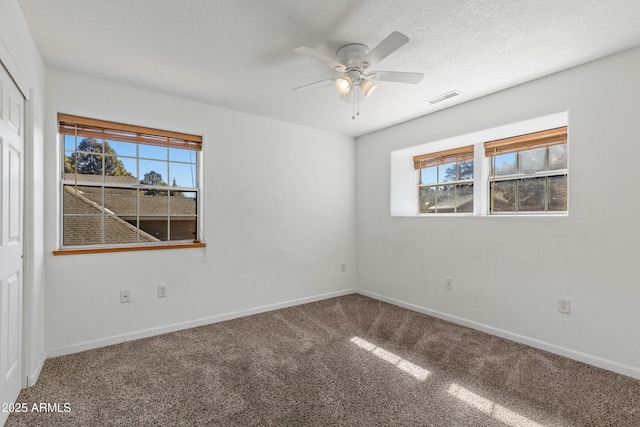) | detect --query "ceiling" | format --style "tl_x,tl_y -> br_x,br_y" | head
16,0 -> 640,137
